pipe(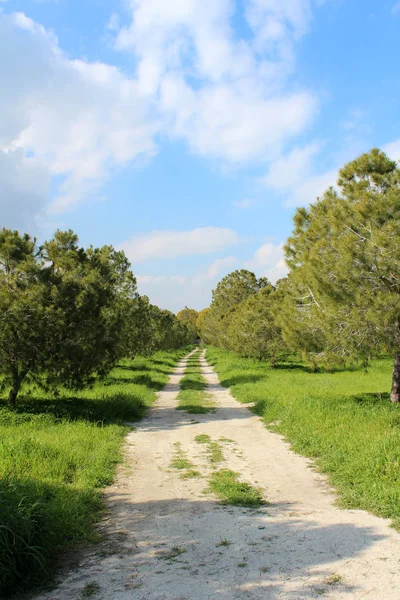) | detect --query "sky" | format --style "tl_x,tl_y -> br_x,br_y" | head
1,0 -> 400,312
